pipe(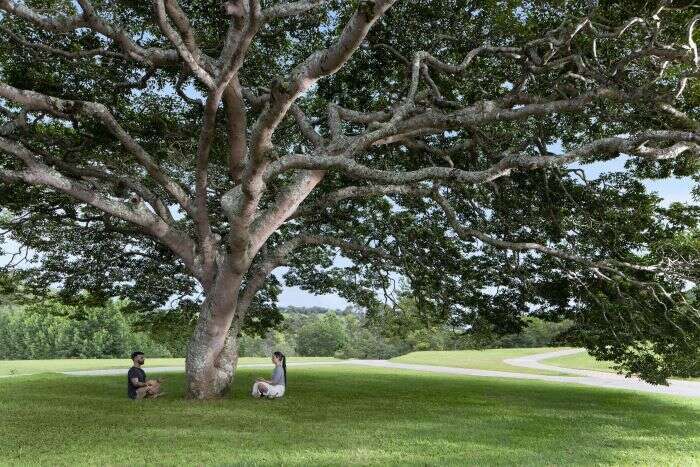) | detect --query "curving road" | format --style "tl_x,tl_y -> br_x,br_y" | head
503,348 -> 700,397
347,349 -> 700,397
